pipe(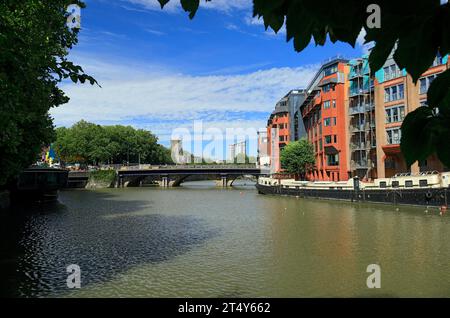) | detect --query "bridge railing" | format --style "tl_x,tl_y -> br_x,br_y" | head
100,164 -> 258,171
